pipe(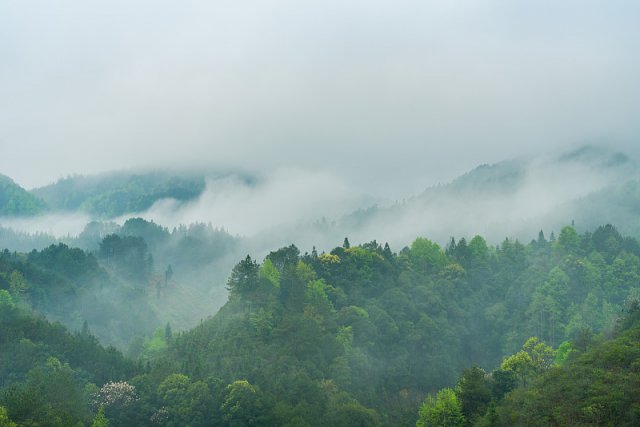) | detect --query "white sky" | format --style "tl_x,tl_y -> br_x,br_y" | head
1,0 -> 639,197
